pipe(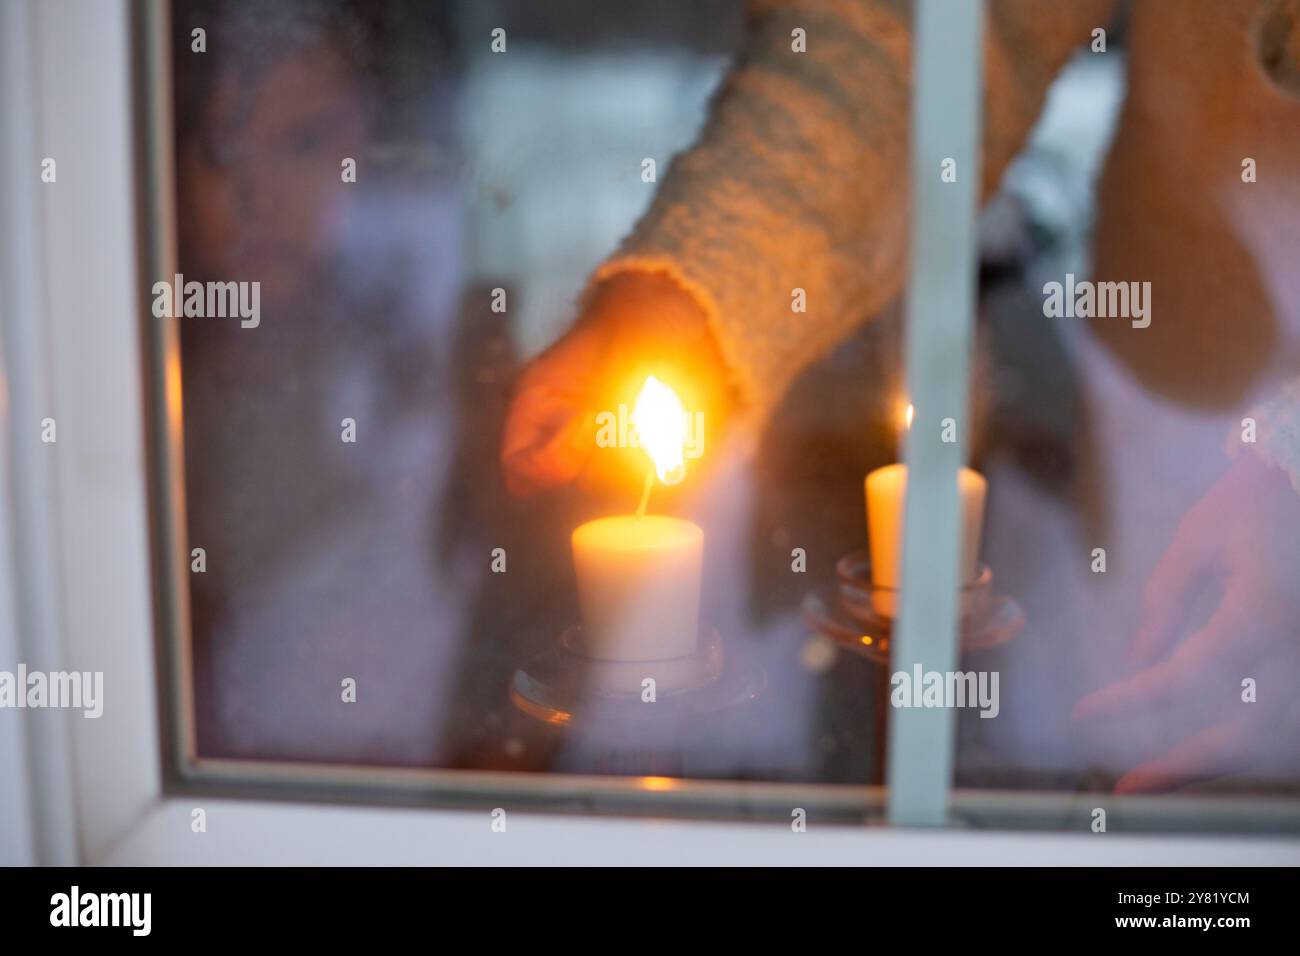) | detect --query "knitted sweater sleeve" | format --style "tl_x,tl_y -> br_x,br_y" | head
591,0 -> 1119,419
